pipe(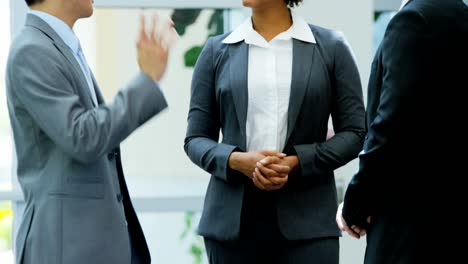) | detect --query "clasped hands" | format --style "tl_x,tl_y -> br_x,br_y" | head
228,150 -> 299,191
